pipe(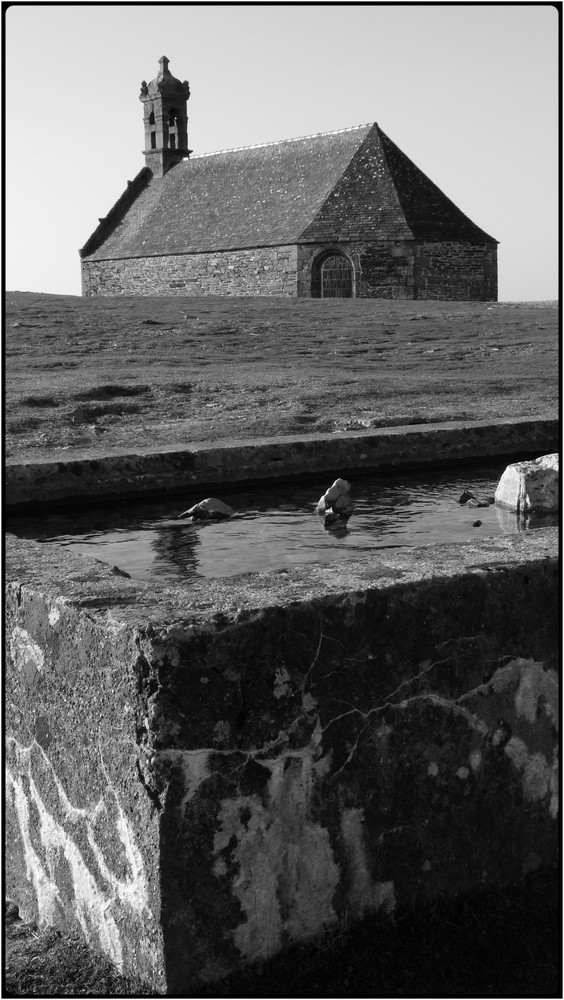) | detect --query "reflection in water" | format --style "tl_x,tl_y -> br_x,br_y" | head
8,464 -> 558,586
495,505 -> 557,535
151,521 -> 201,580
